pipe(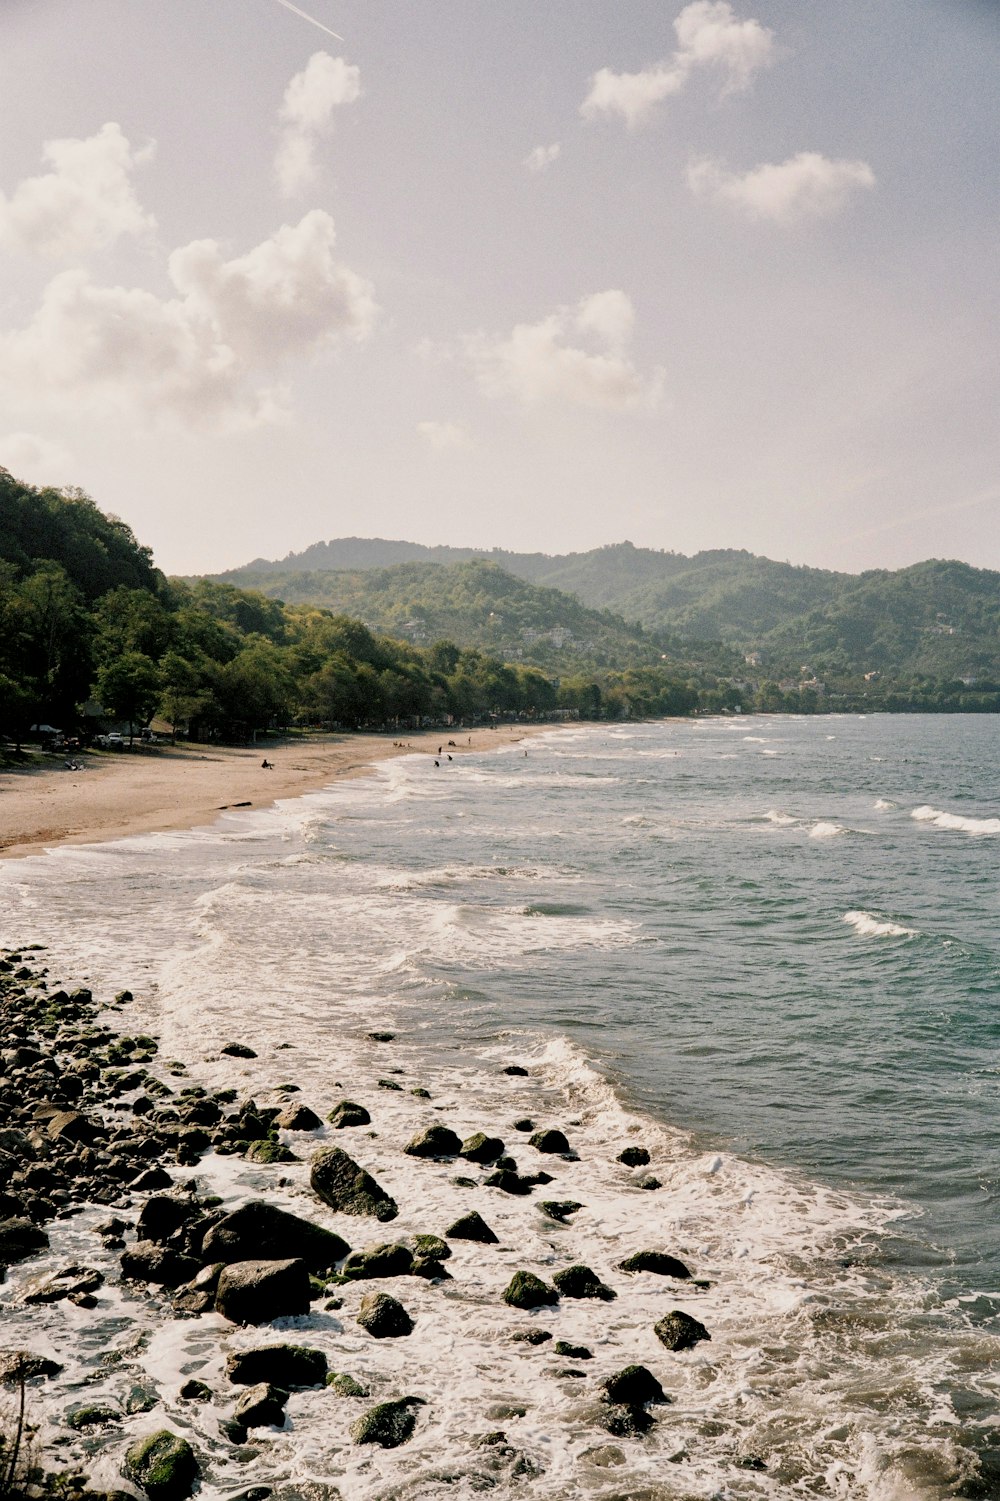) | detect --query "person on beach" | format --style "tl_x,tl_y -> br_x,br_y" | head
261,759 -> 273,769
